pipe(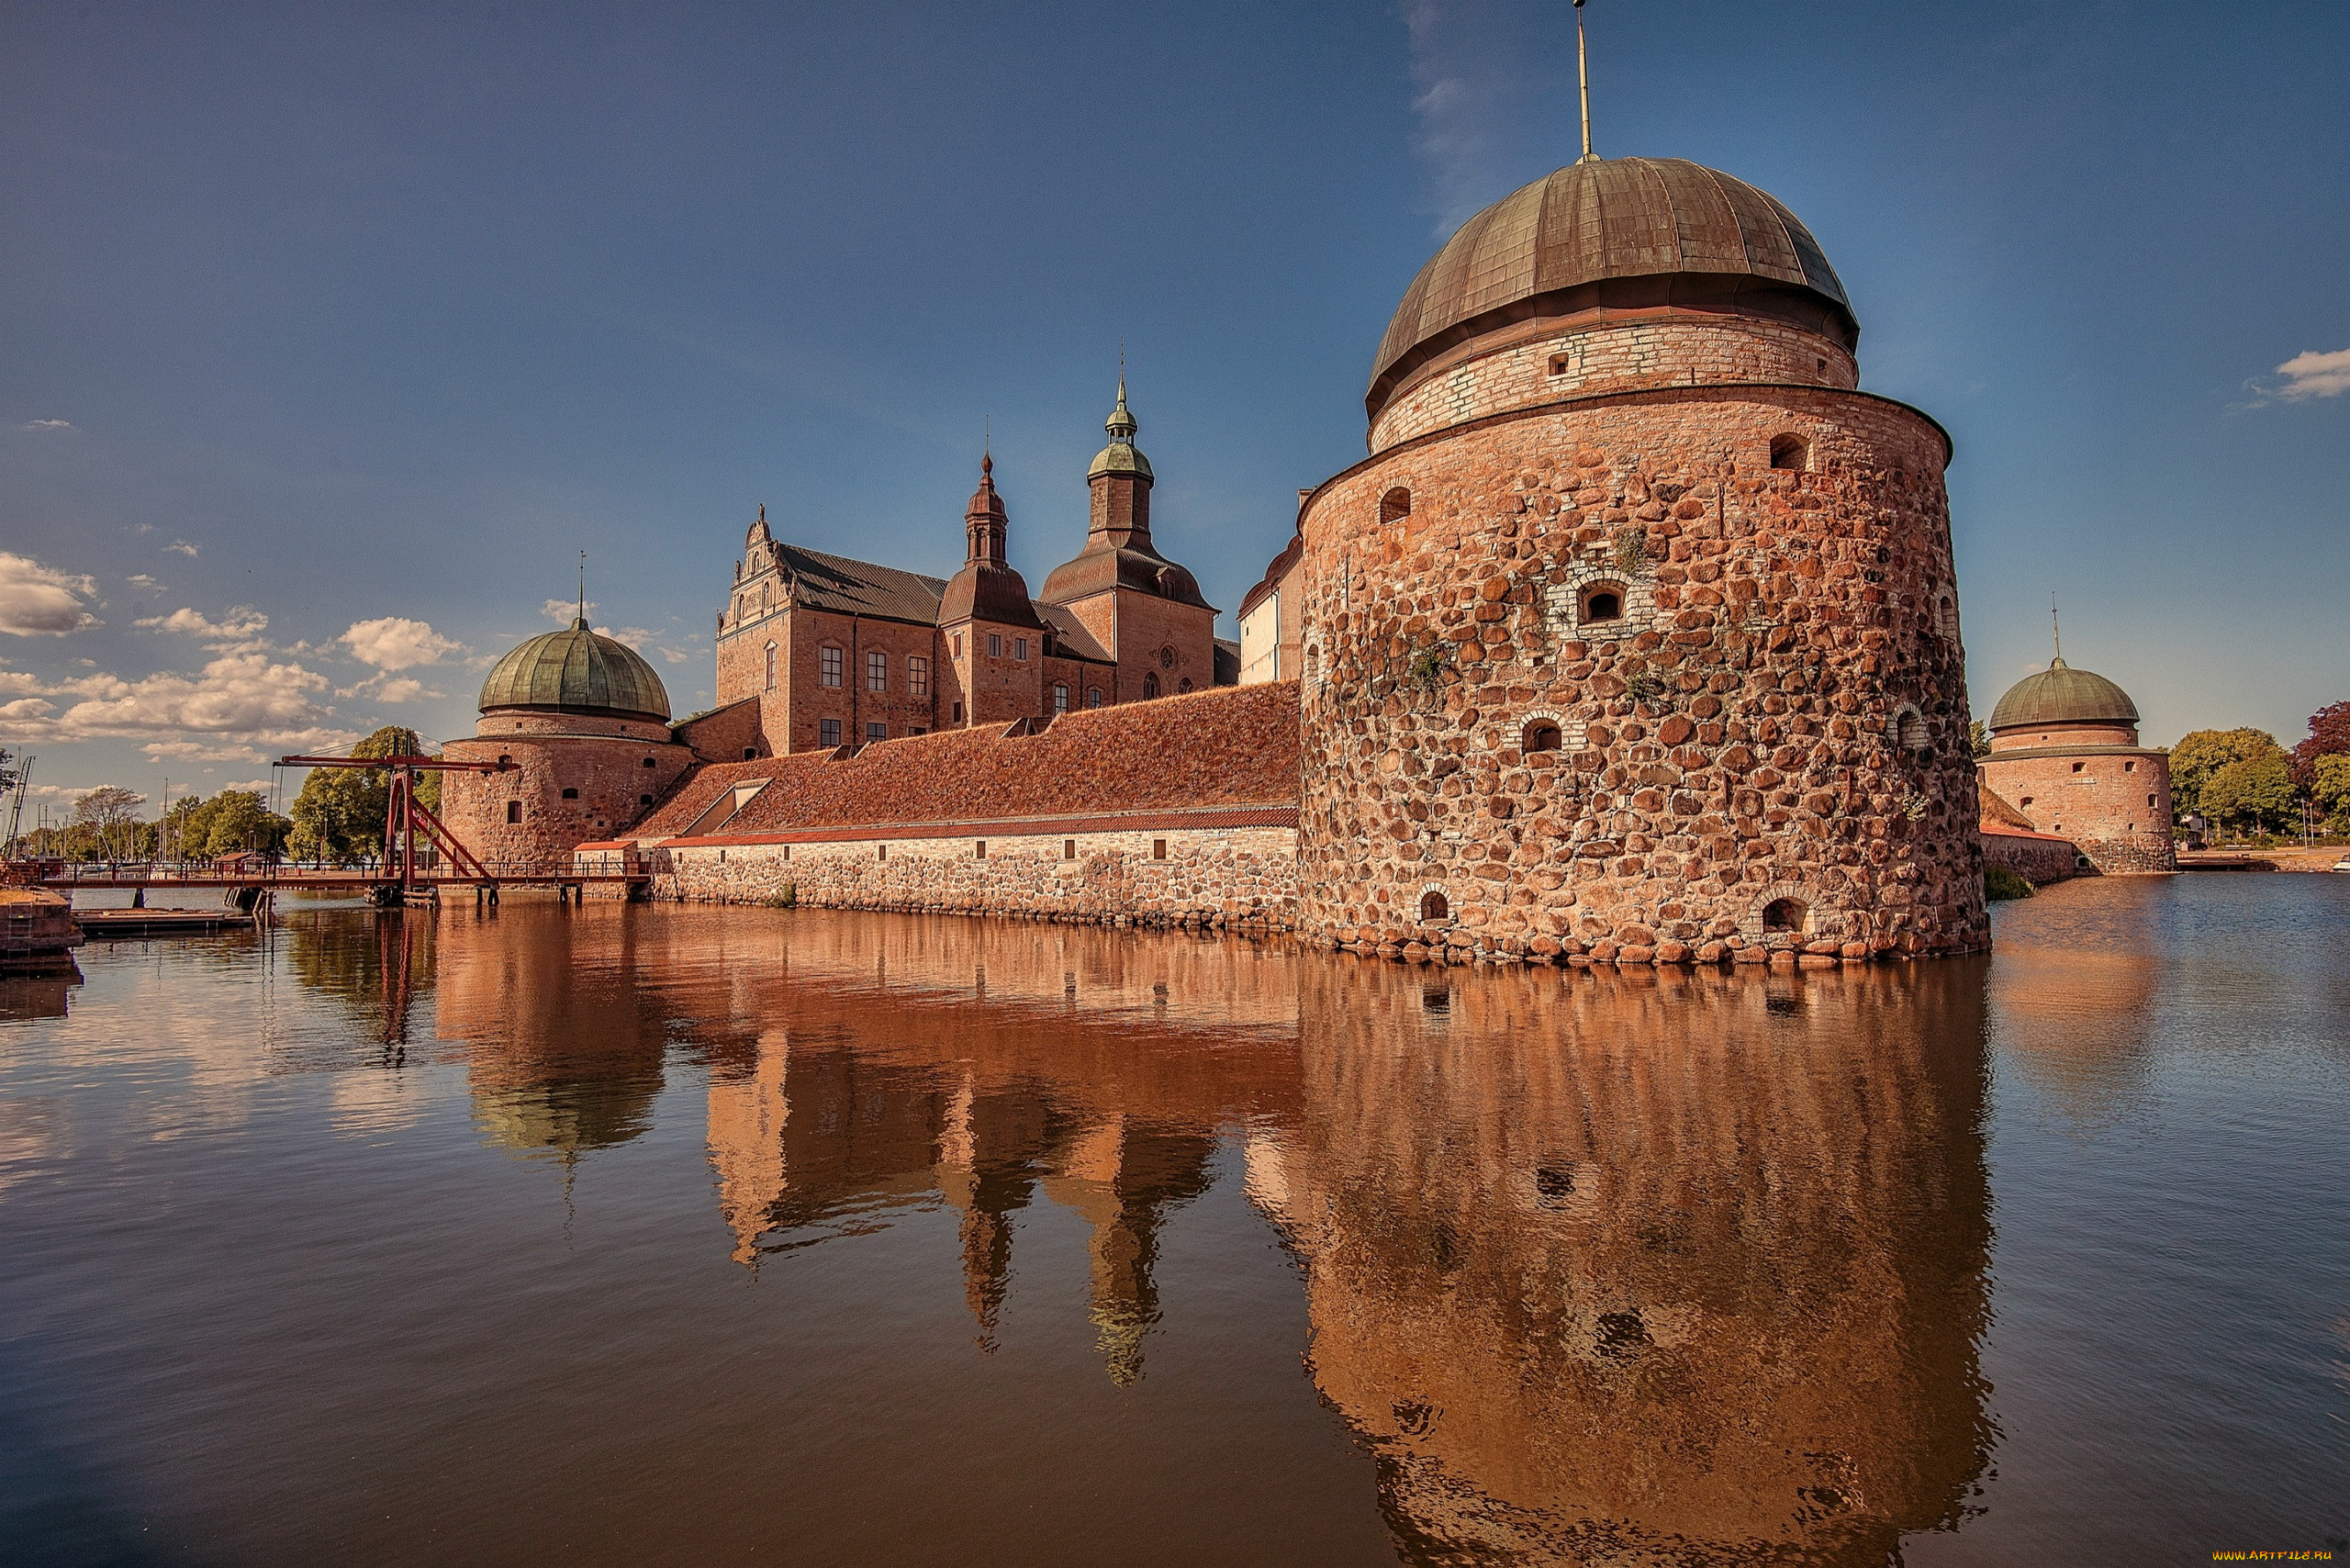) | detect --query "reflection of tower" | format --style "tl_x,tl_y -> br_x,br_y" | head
434,909 -> 668,1159
1040,1114 -> 1217,1385
1257,960 -> 1994,1562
